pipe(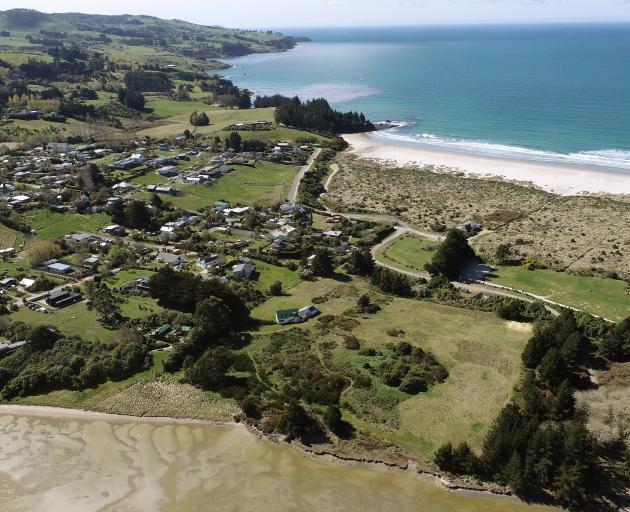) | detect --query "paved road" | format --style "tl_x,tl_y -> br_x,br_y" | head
287,148 -> 322,203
